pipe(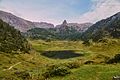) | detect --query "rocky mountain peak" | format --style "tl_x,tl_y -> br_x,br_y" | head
62,20 -> 67,26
